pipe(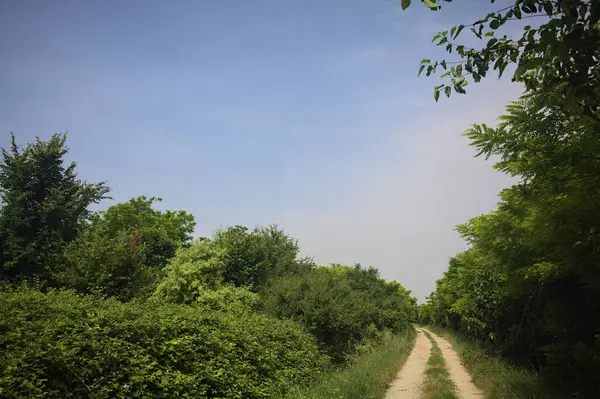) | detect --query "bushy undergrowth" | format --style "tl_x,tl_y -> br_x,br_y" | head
285,328 -> 416,399
0,287 -> 327,398
260,266 -> 415,362
428,327 -> 568,399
